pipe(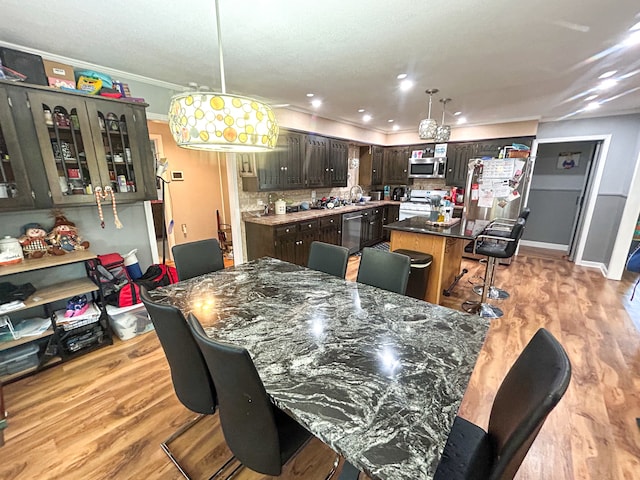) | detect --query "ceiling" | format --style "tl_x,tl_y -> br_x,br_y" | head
1,0 -> 640,134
